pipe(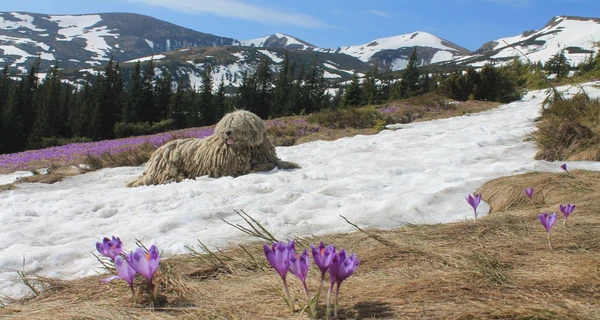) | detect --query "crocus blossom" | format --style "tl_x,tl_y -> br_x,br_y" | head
465,193 -> 482,220
263,240 -> 296,313
559,203 -> 576,227
263,240 -> 295,280
102,255 -> 136,286
538,212 -> 557,233
102,255 -> 137,302
96,236 -> 123,261
289,248 -> 311,299
538,212 -> 557,249
559,203 -> 575,219
328,249 -> 360,319
561,163 -> 568,172
311,242 -> 335,279
524,188 -> 534,200
127,245 -> 160,285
